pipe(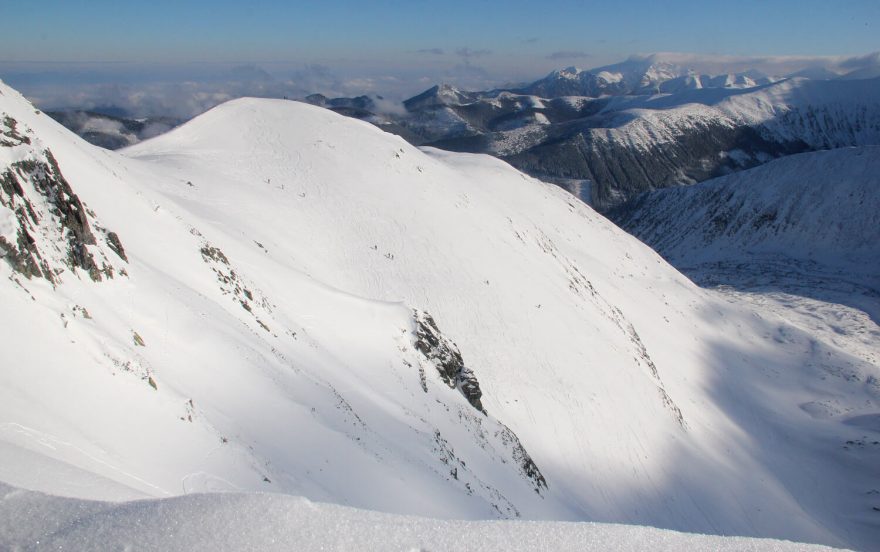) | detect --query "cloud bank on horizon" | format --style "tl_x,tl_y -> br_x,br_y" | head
2,50 -> 879,120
